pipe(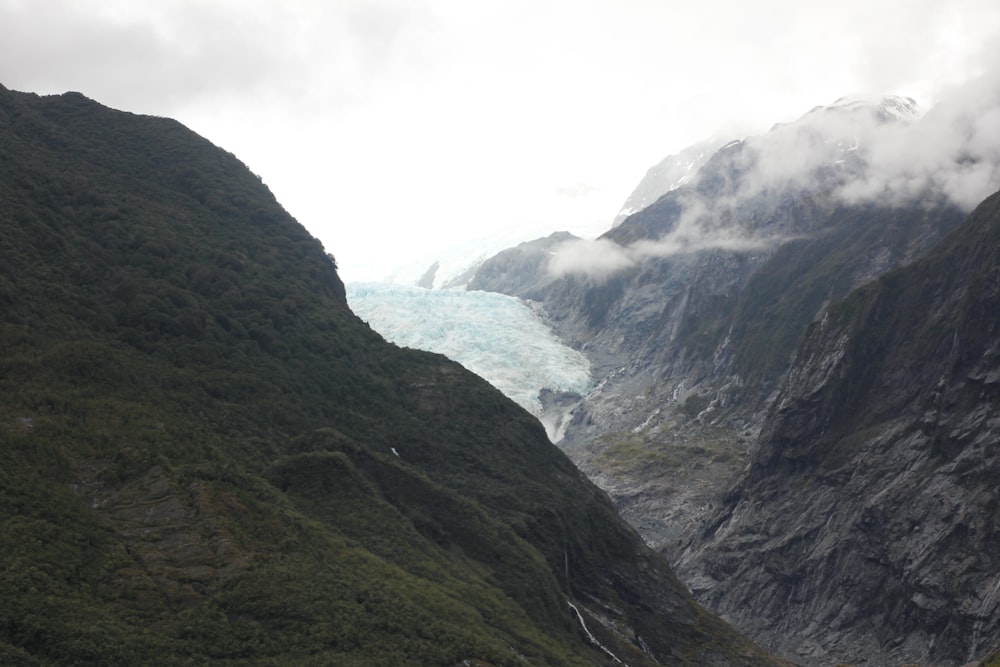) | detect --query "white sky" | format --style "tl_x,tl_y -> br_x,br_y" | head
1,0 -> 998,280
